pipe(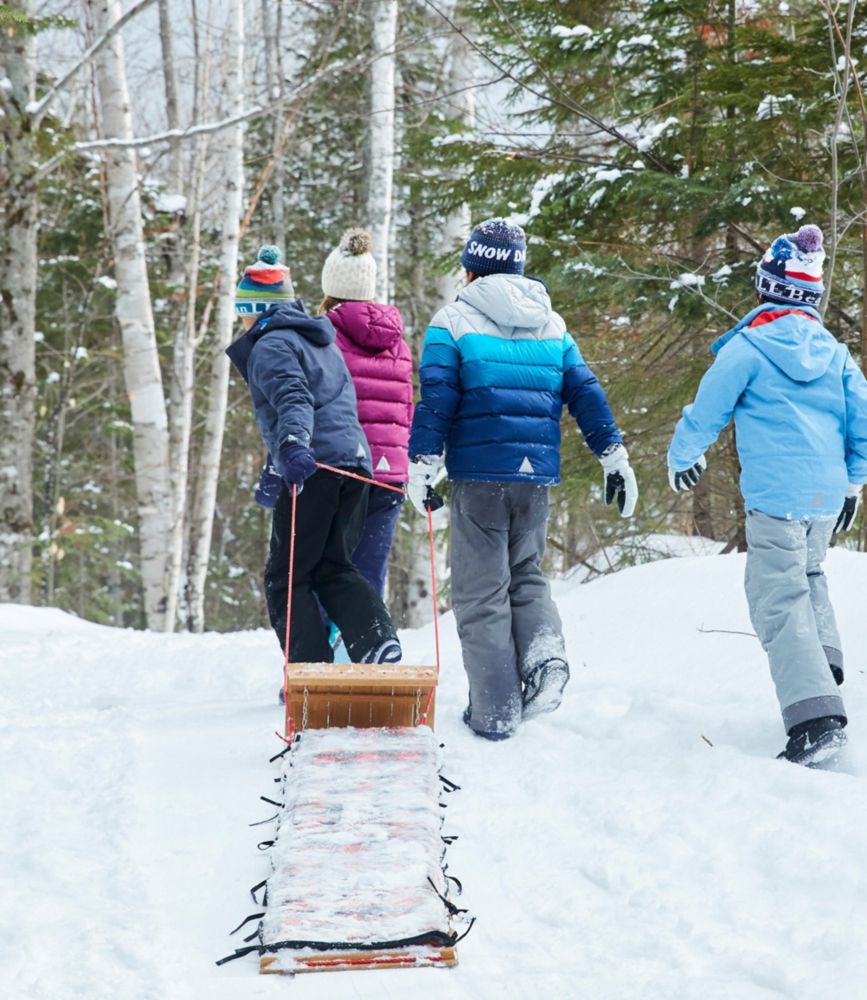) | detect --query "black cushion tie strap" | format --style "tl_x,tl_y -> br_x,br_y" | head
439,775 -> 461,791
453,916 -> 476,944
249,878 -> 268,904
445,874 -> 463,894
228,913 -> 265,936
249,813 -> 279,827
215,930 -> 457,966
426,876 -> 467,916
259,796 -> 283,808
